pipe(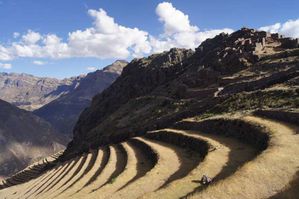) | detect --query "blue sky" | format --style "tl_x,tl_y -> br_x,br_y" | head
0,0 -> 298,78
